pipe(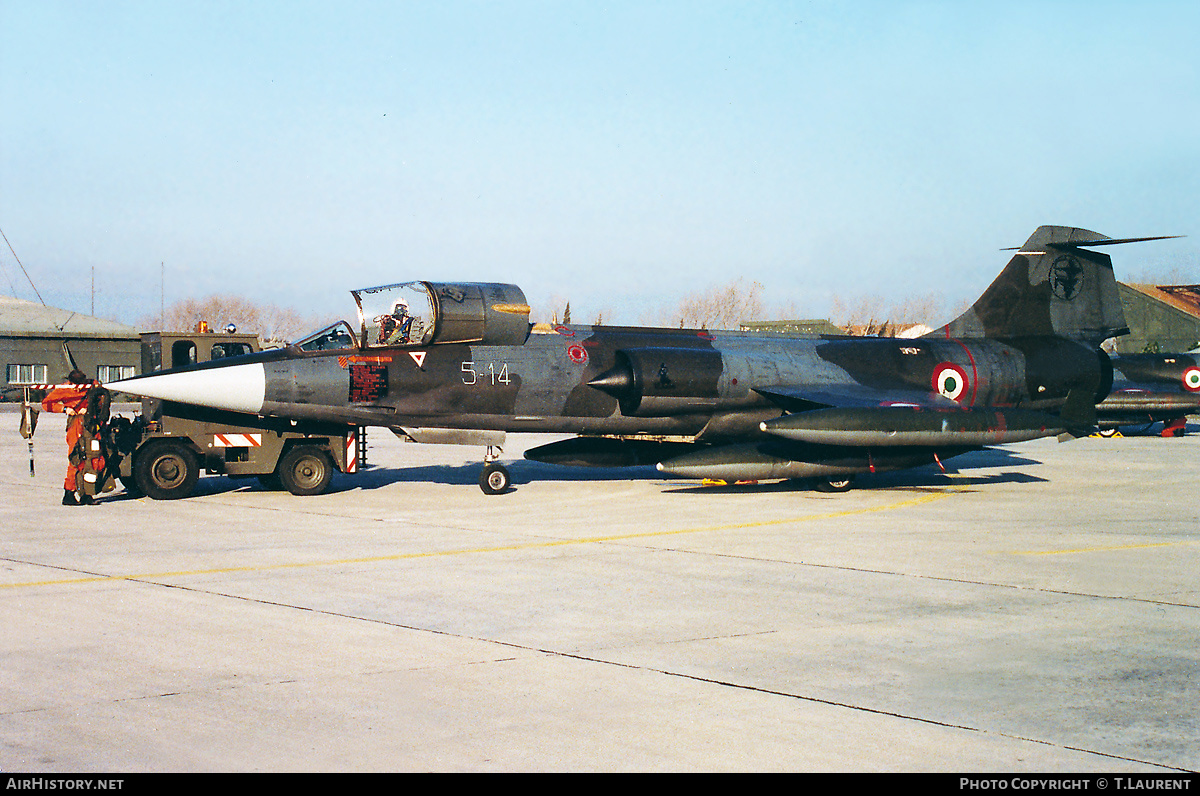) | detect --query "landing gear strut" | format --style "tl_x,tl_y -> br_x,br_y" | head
479,445 -> 511,495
